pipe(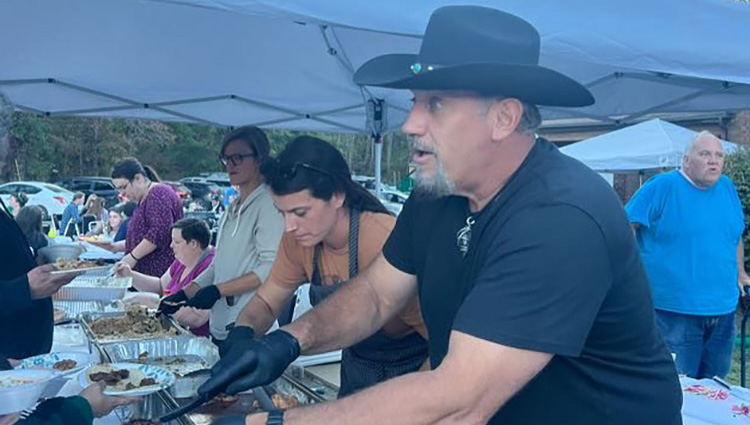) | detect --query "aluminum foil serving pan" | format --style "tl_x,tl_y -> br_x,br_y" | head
80,309 -> 187,344
53,275 -> 131,301
54,300 -> 124,319
102,336 -> 219,398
